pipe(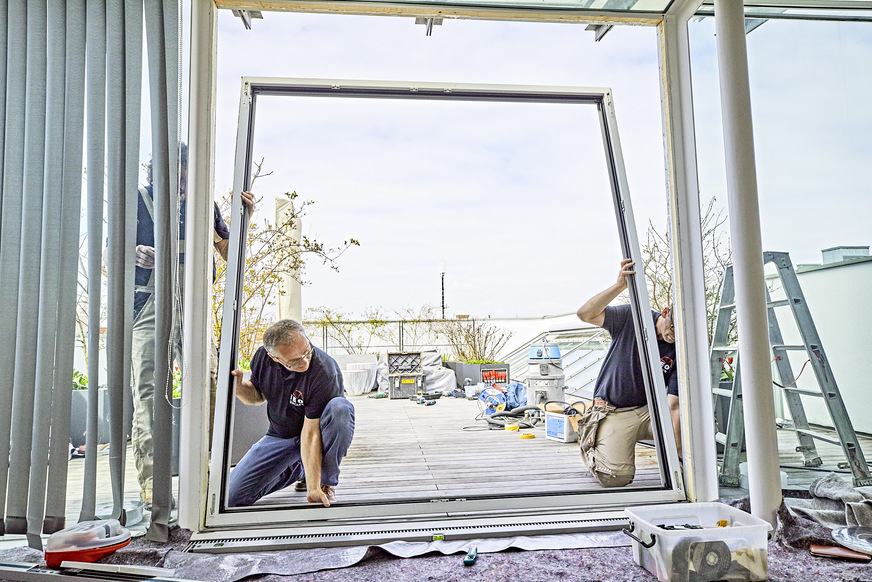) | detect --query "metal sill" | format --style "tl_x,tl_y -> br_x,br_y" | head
188,507 -> 630,552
